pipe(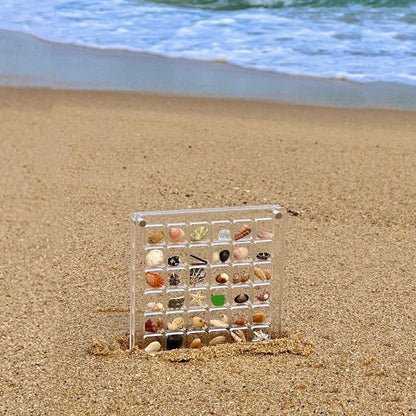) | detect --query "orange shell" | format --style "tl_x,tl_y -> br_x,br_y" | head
145,272 -> 164,288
